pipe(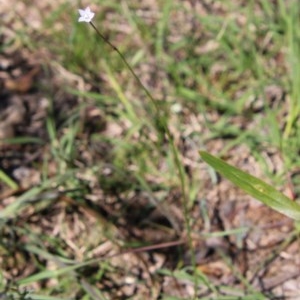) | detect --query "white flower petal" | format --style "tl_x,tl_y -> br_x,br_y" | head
78,6 -> 95,23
